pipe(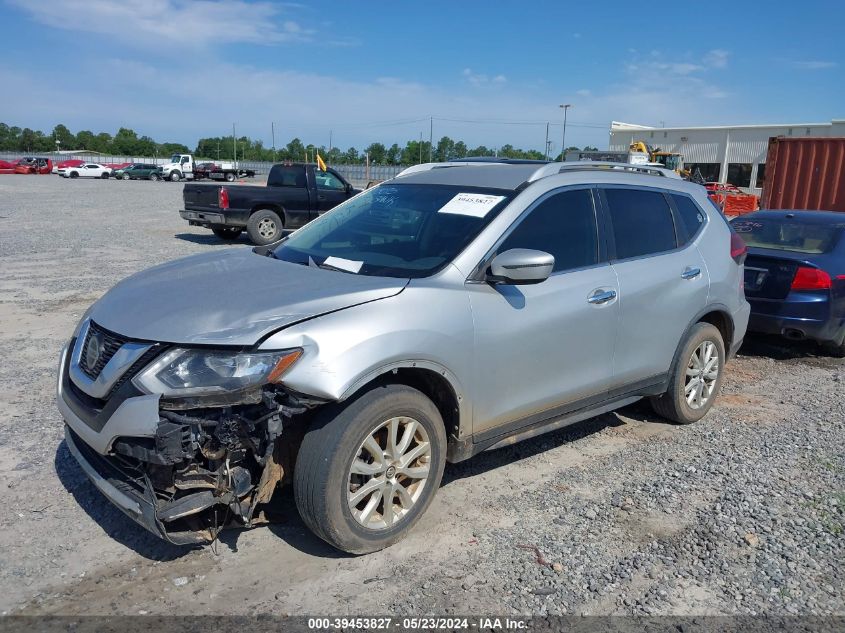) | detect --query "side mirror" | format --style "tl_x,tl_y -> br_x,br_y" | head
345,183 -> 354,194
487,249 -> 554,285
